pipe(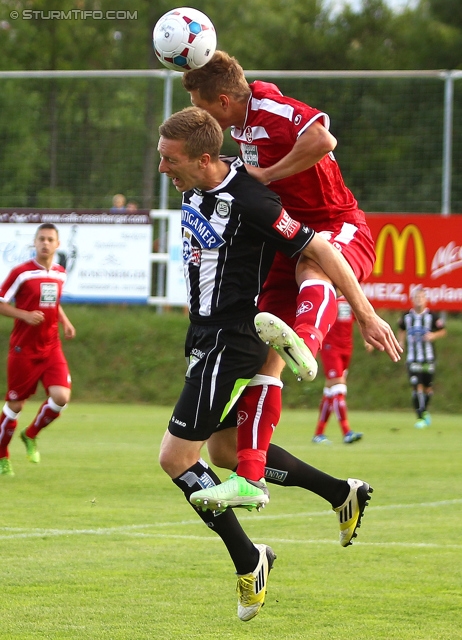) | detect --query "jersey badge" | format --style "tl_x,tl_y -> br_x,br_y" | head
181,204 -> 225,250
294,114 -> 302,125
273,209 -> 301,239
214,193 -> 233,219
245,126 -> 253,143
